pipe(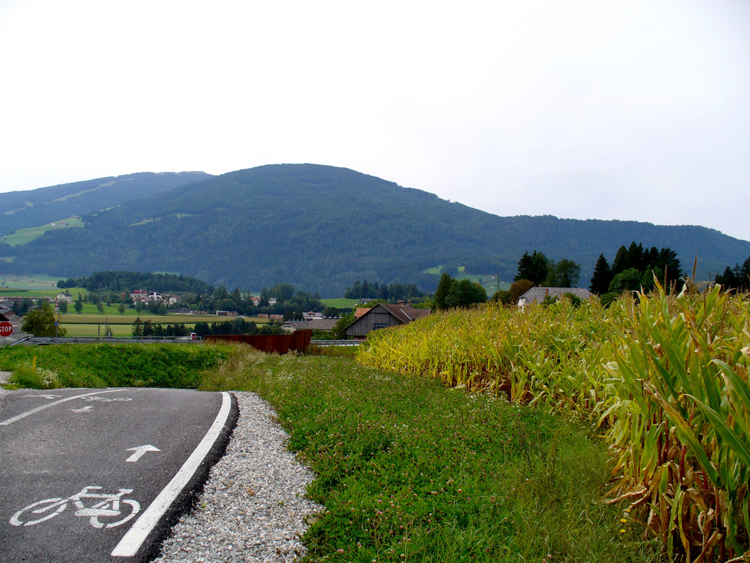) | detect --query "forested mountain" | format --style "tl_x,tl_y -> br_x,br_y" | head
0,171 -> 211,235
1,164 -> 748,296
